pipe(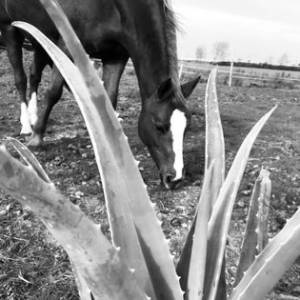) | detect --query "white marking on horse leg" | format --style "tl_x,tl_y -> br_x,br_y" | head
28,92 -> 38,126
170,109 -> 187,180
20,103 -> 32,135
